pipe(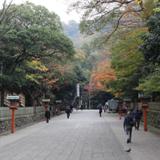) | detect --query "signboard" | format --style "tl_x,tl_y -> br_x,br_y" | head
76,83 -> 80,97
138,93 -> 144,99
55,100 -> 62,103
7,96 -> 20,100
123,98 -> 131,102
42,99 -> 50,103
